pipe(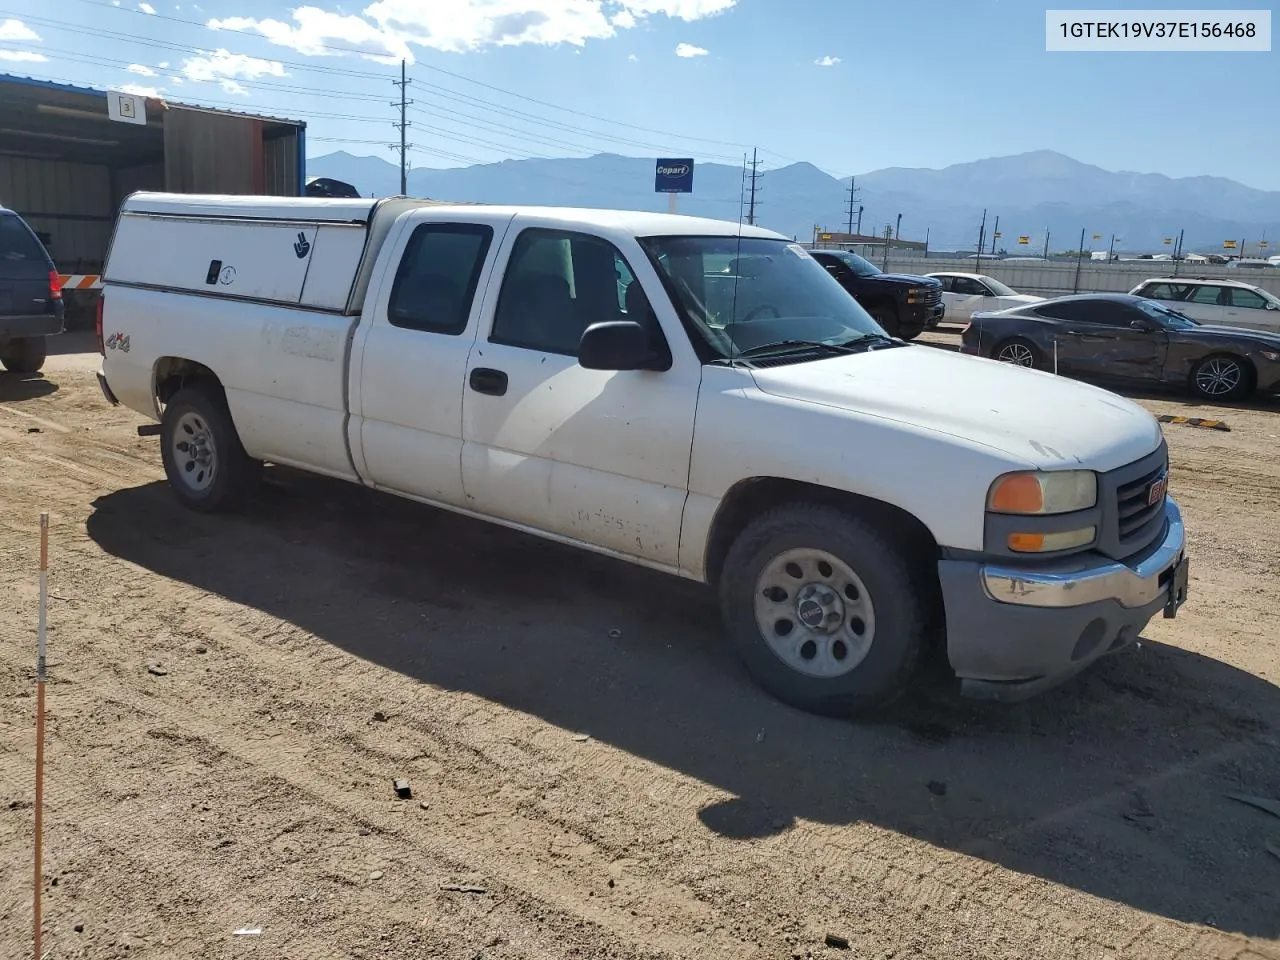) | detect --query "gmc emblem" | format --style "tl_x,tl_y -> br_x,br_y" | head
1147,475 -> 1168,506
